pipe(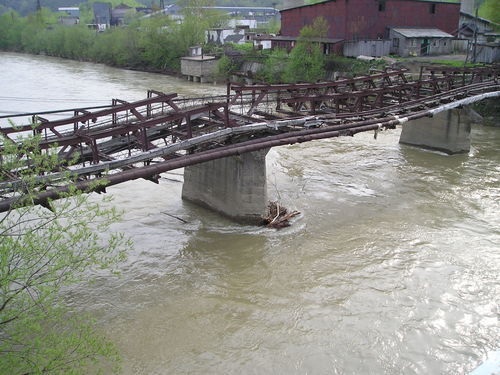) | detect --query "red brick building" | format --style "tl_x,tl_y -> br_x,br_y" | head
280,0 -> 461,41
